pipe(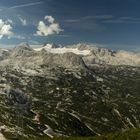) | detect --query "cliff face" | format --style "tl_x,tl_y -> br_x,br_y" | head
42,51 -> 86,69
